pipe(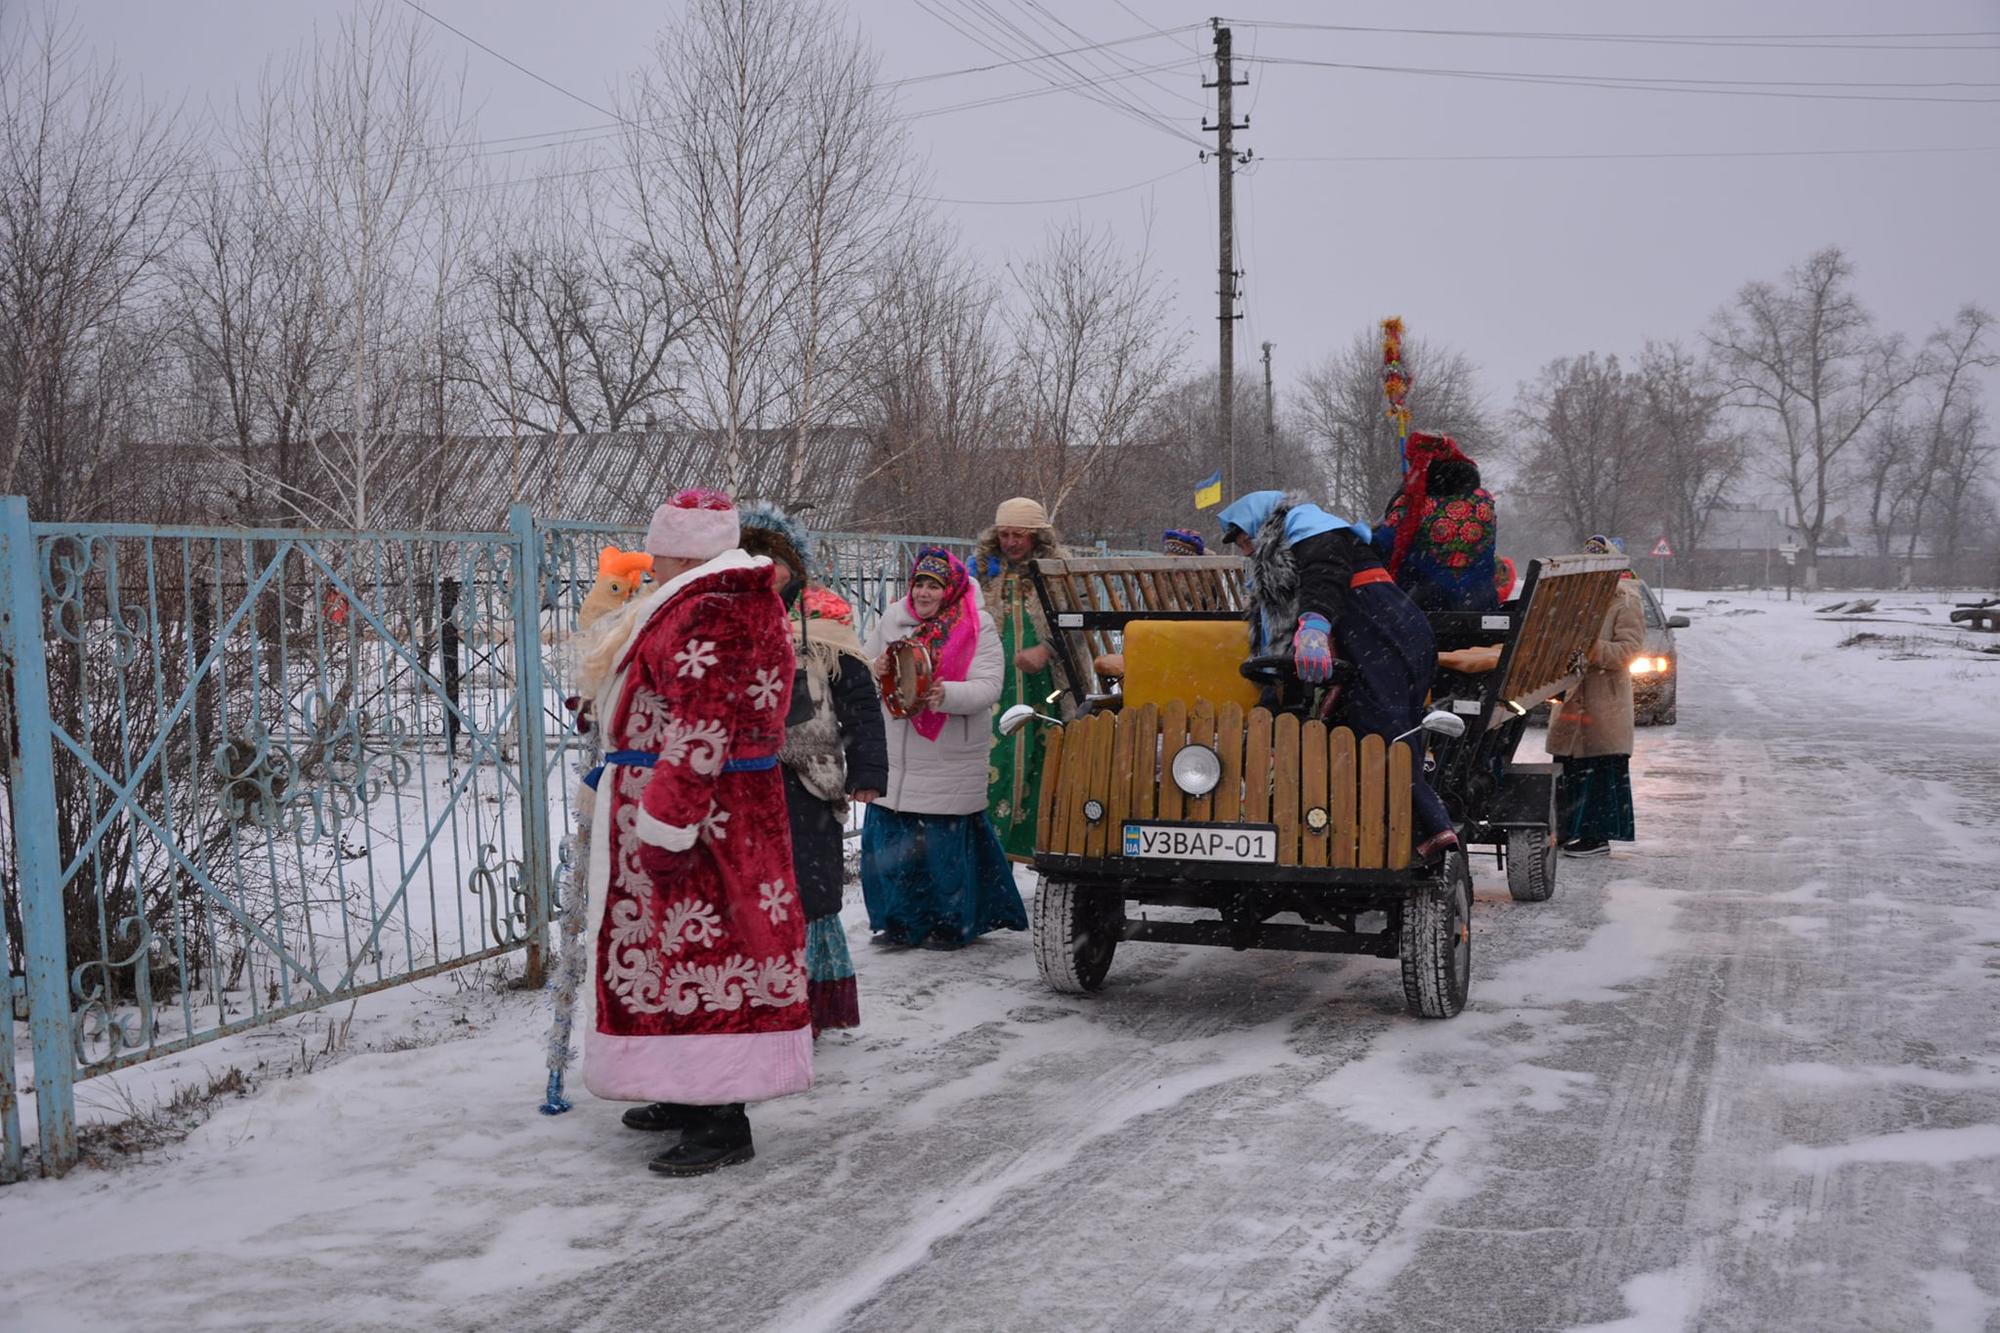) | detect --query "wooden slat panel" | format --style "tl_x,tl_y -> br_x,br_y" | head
1242,707 -> 1273,824
1129,702 -> 1159,822
1357,732 -> 1387,868
1329,726 -> 1358,869
1386,739 -> 1413,871
1036,724 -> 1065,855
1083,711 -> 1116,859
1272,712 -> 1301,866
1107,707 -> 1135,857
1214,700 -> 1244,824
1187,698 -> 1218,823
1061,714 -> 1094,856
1156,699 -> 1189,822
1300,719 -> 1329,868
